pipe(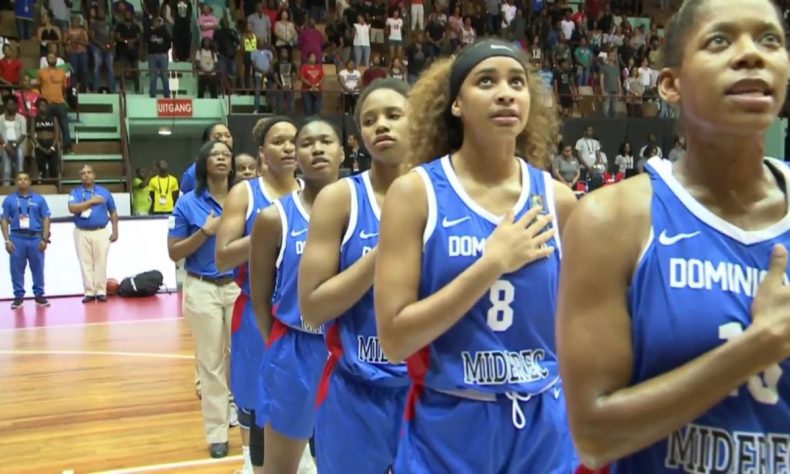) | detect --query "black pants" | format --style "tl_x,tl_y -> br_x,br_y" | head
35,148 -> 58,179
198,74 -> 218,98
